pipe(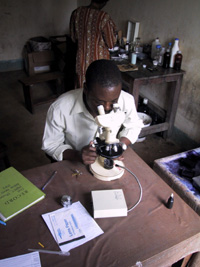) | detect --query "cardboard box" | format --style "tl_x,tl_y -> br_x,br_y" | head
91,189 -> 127,218
23,43 -> 55,76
